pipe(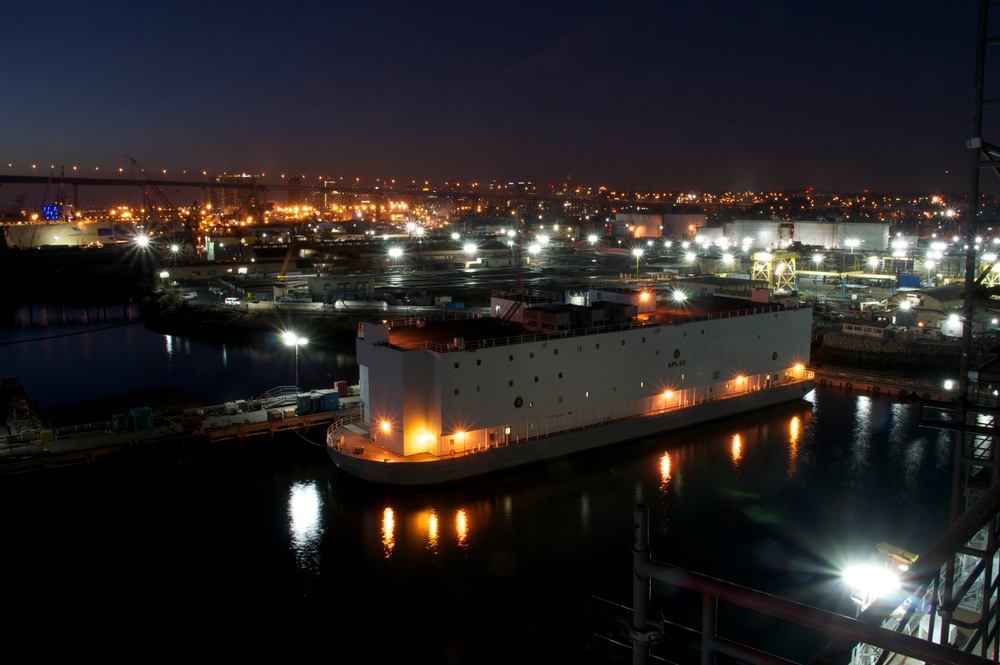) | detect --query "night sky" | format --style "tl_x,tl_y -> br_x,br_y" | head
1,2 -> 982,195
